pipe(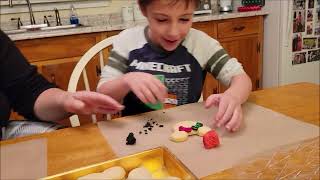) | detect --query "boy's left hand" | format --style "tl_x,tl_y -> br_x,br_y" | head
205,92 -> 243,132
